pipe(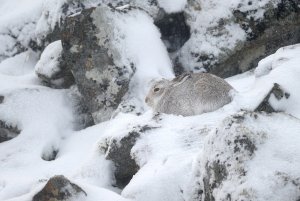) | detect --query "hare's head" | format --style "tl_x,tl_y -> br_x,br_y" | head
145,79 -> 170,108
